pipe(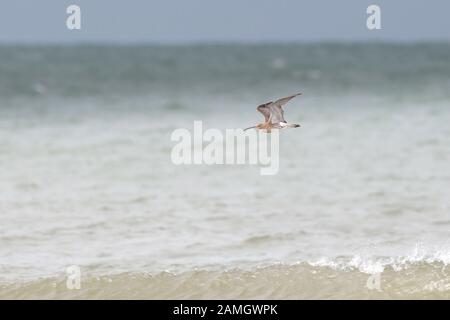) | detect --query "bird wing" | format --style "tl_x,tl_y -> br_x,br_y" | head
256,102 -> 273,122
268,93 -> 301,123
272,93 -> 302,109
268,104 -> 286,124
